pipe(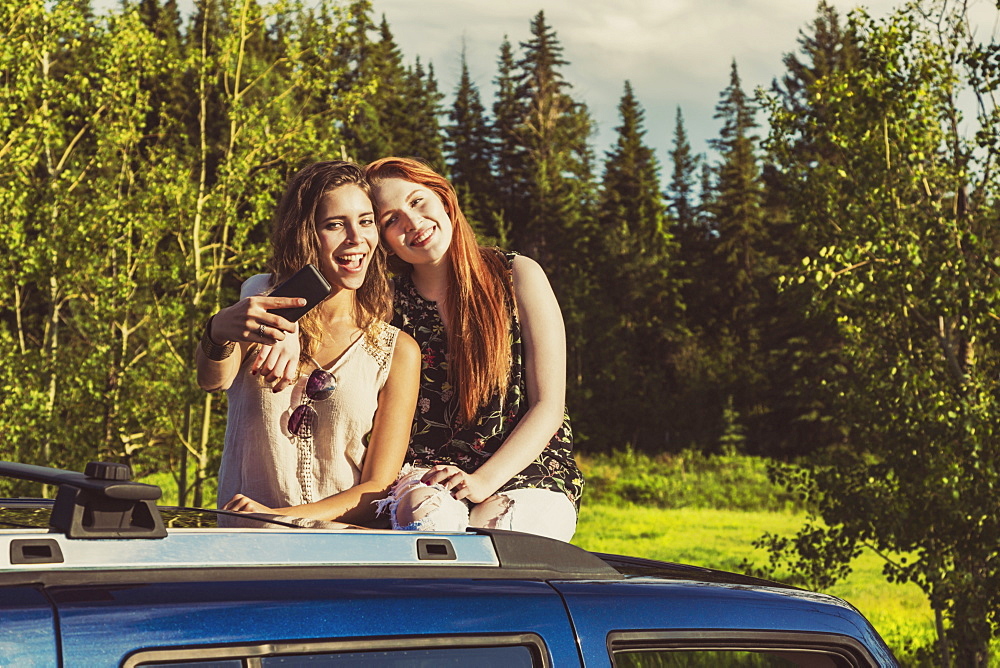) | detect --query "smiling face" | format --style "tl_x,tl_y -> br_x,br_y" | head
371,177 -> 454,268
314,184 -> 380,291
